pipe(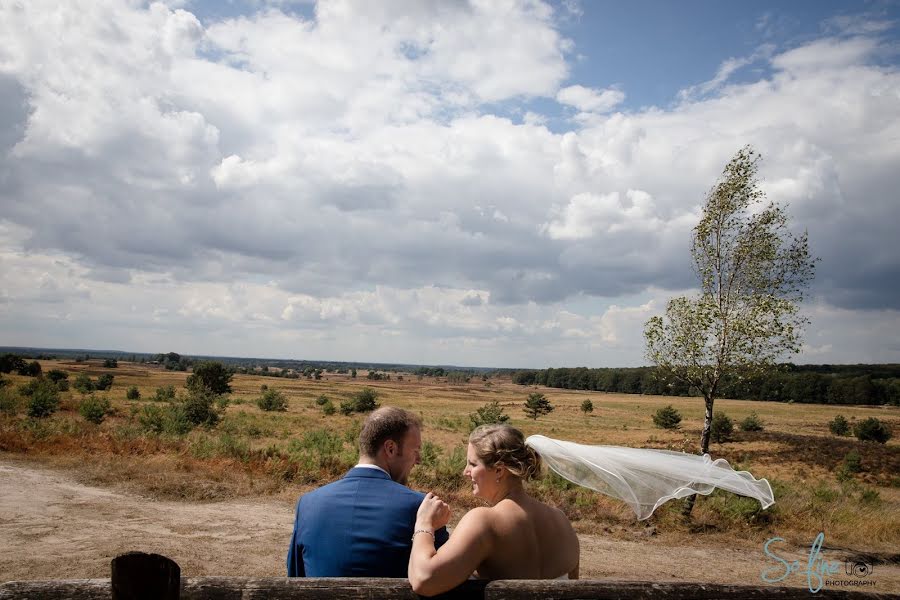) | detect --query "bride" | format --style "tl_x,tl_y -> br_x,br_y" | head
408,425 -> 579,596
408,423 -> 774,596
